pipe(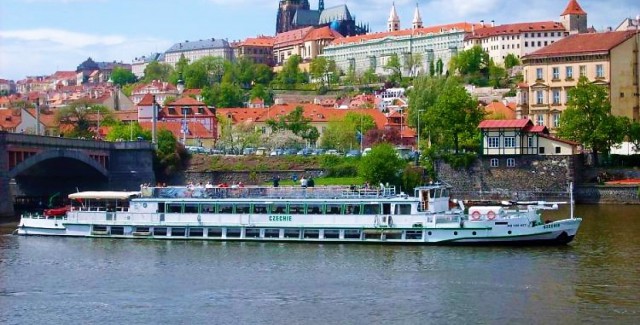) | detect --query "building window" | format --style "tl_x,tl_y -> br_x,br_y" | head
504,137 -> 516,148
536,90 -> 544,105
539,147 -> 545,154
527,136 -> 534,147
553,113 -> 560,128
490,158 -> 499,167
579,65 -> 586,77
536,68 -> 543,80
555,146 -> 562,154
506,158 -> 516,167
596,64 -> 604,78
553,90 -> 560,104
536,114 -> 544,126
488,137 -> 500,148
552,67 -> 560,80
566,66 -> 573,79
